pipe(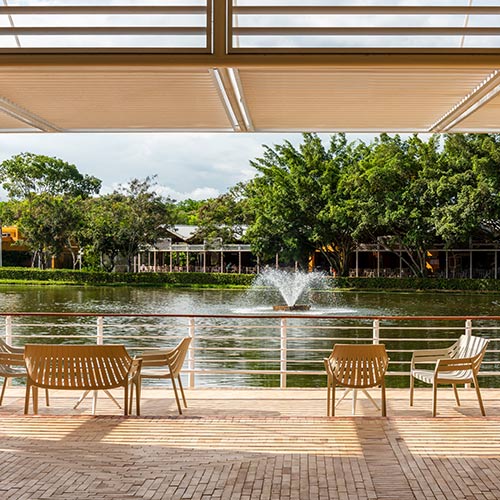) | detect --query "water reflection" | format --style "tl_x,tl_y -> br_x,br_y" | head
1,286 -> 499,388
